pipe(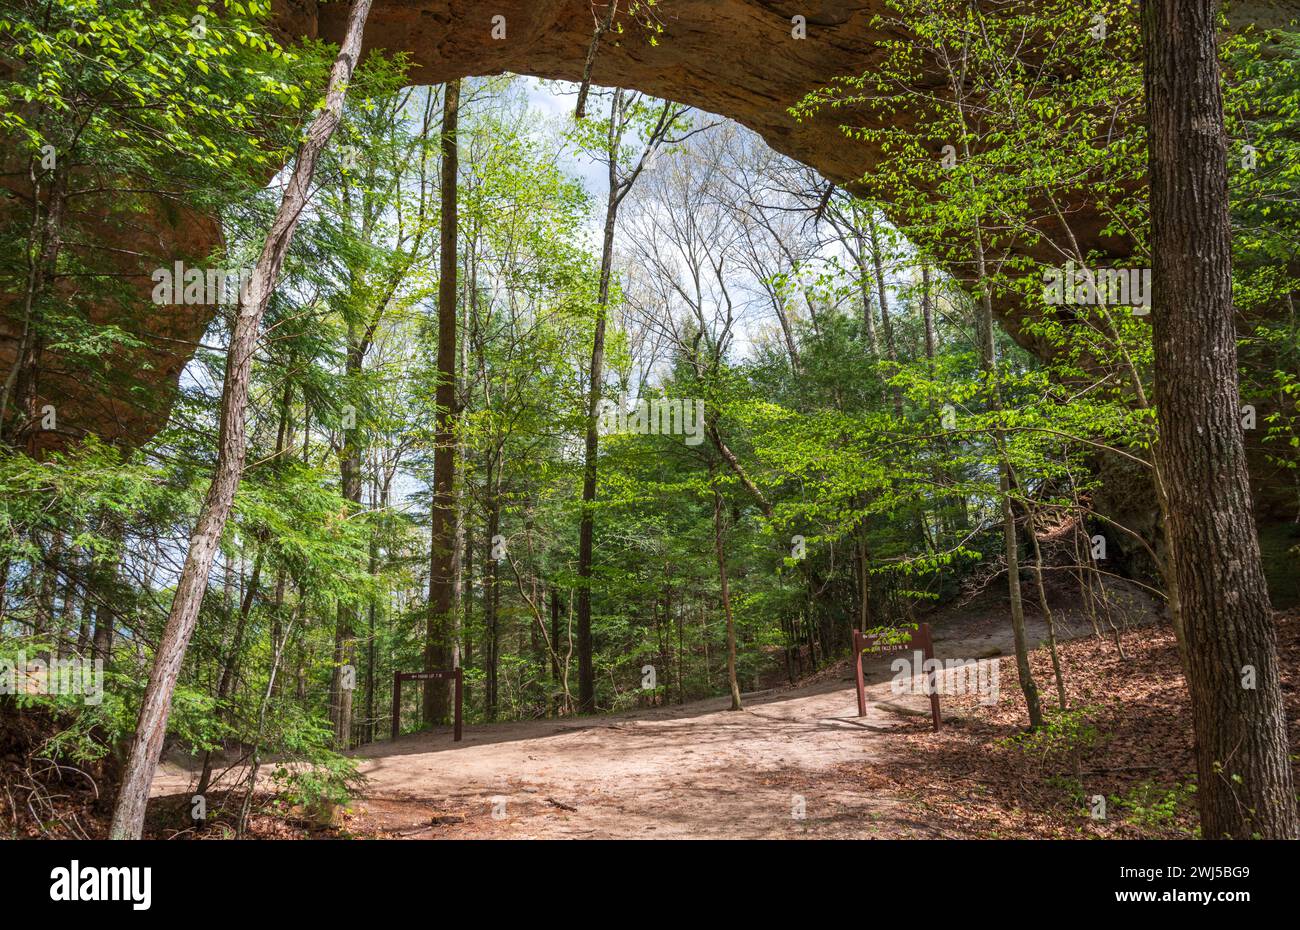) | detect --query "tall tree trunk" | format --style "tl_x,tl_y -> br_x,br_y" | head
549,585 -> 561,707
852,233 -> 881,355
463,520 -> 474,711
90,520 -> 123,665
574,0 -> 619,119
920,262 -> 937,362
34,530 -> 60,644
484,473 -> 501,722
108,0 -> 374,840
424,79 -> 462,725
1142,0 -> 1297,839
576,90 -> 624,714
969,208 -> 1043,729
866,209 -> 903,418
999,468 -> 1041,728
2,153 -> 67,445
856,529 -> 872,631
364,529 -> 378,745
330,321 -> 366,749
